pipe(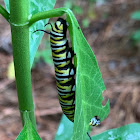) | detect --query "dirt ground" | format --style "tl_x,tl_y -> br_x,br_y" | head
0,0 -> 140,140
